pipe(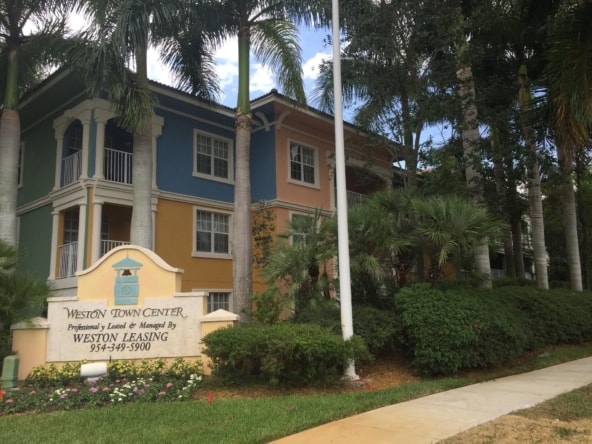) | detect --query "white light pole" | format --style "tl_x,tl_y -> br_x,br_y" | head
332,0 -> 357,380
